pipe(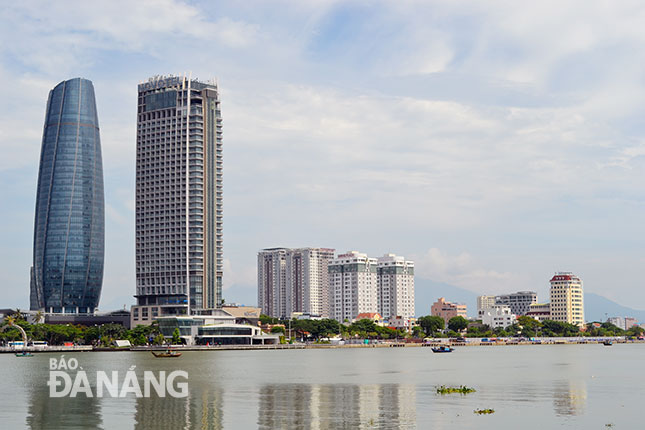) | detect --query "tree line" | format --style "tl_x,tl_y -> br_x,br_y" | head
0,312 -> 164,346
262,314 -> 645,340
